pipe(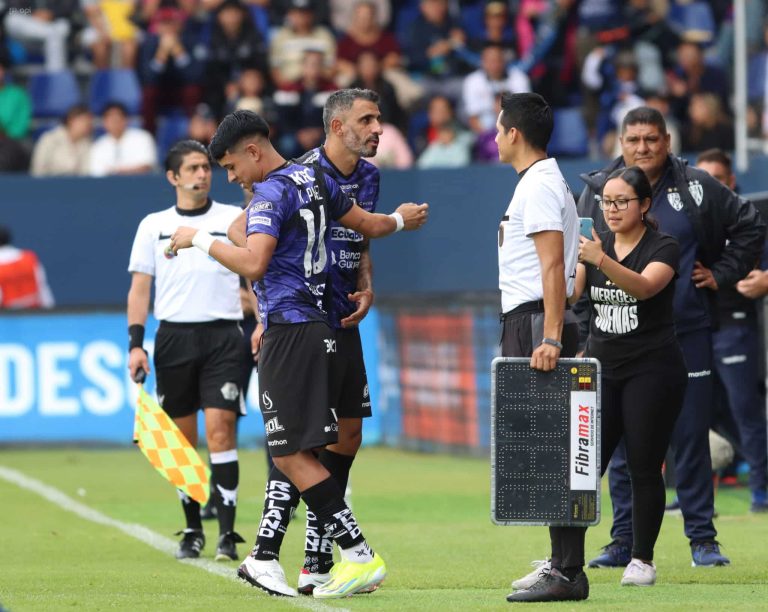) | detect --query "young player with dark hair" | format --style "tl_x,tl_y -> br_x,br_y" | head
127,139 -> 249,562
169,110 -> 428,598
